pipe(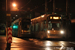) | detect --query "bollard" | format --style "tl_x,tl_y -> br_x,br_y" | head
6,27 -> 12,50
7,27 -> 12,43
